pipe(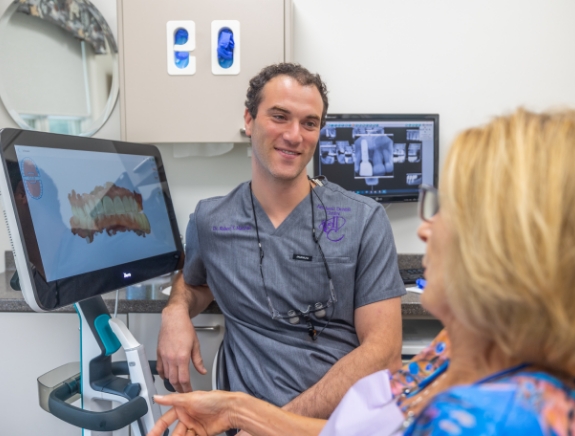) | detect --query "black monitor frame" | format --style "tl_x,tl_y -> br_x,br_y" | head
0,128 -> 184,311
313,114 -> 439,204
